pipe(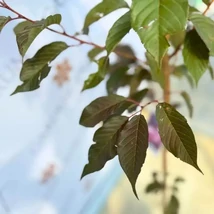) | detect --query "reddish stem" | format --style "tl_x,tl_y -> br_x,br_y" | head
0,1 -> 145,64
